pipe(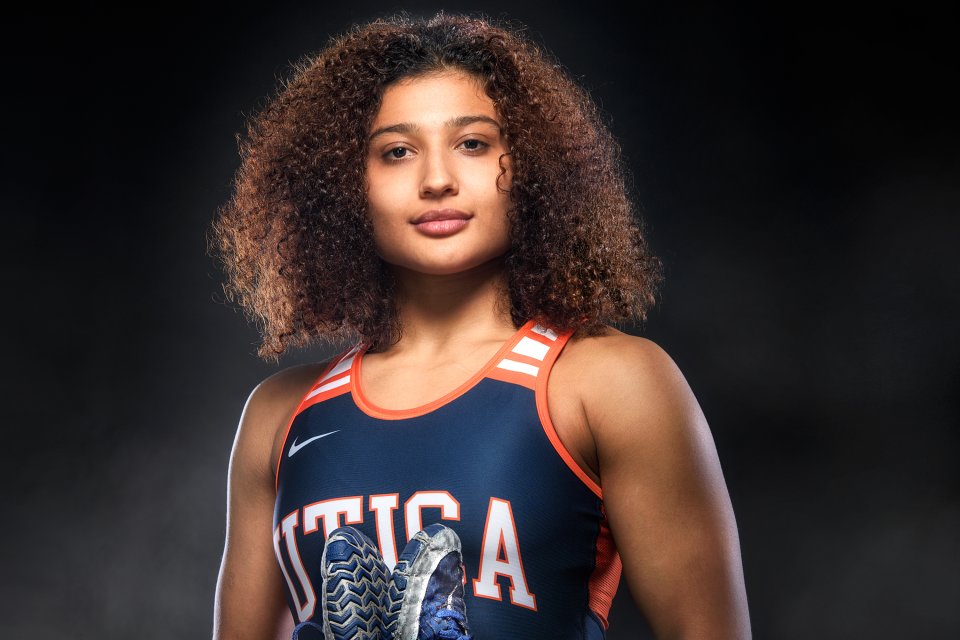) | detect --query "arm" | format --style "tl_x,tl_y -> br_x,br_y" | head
213,366 -> 324,640
582,336 -> 751,639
